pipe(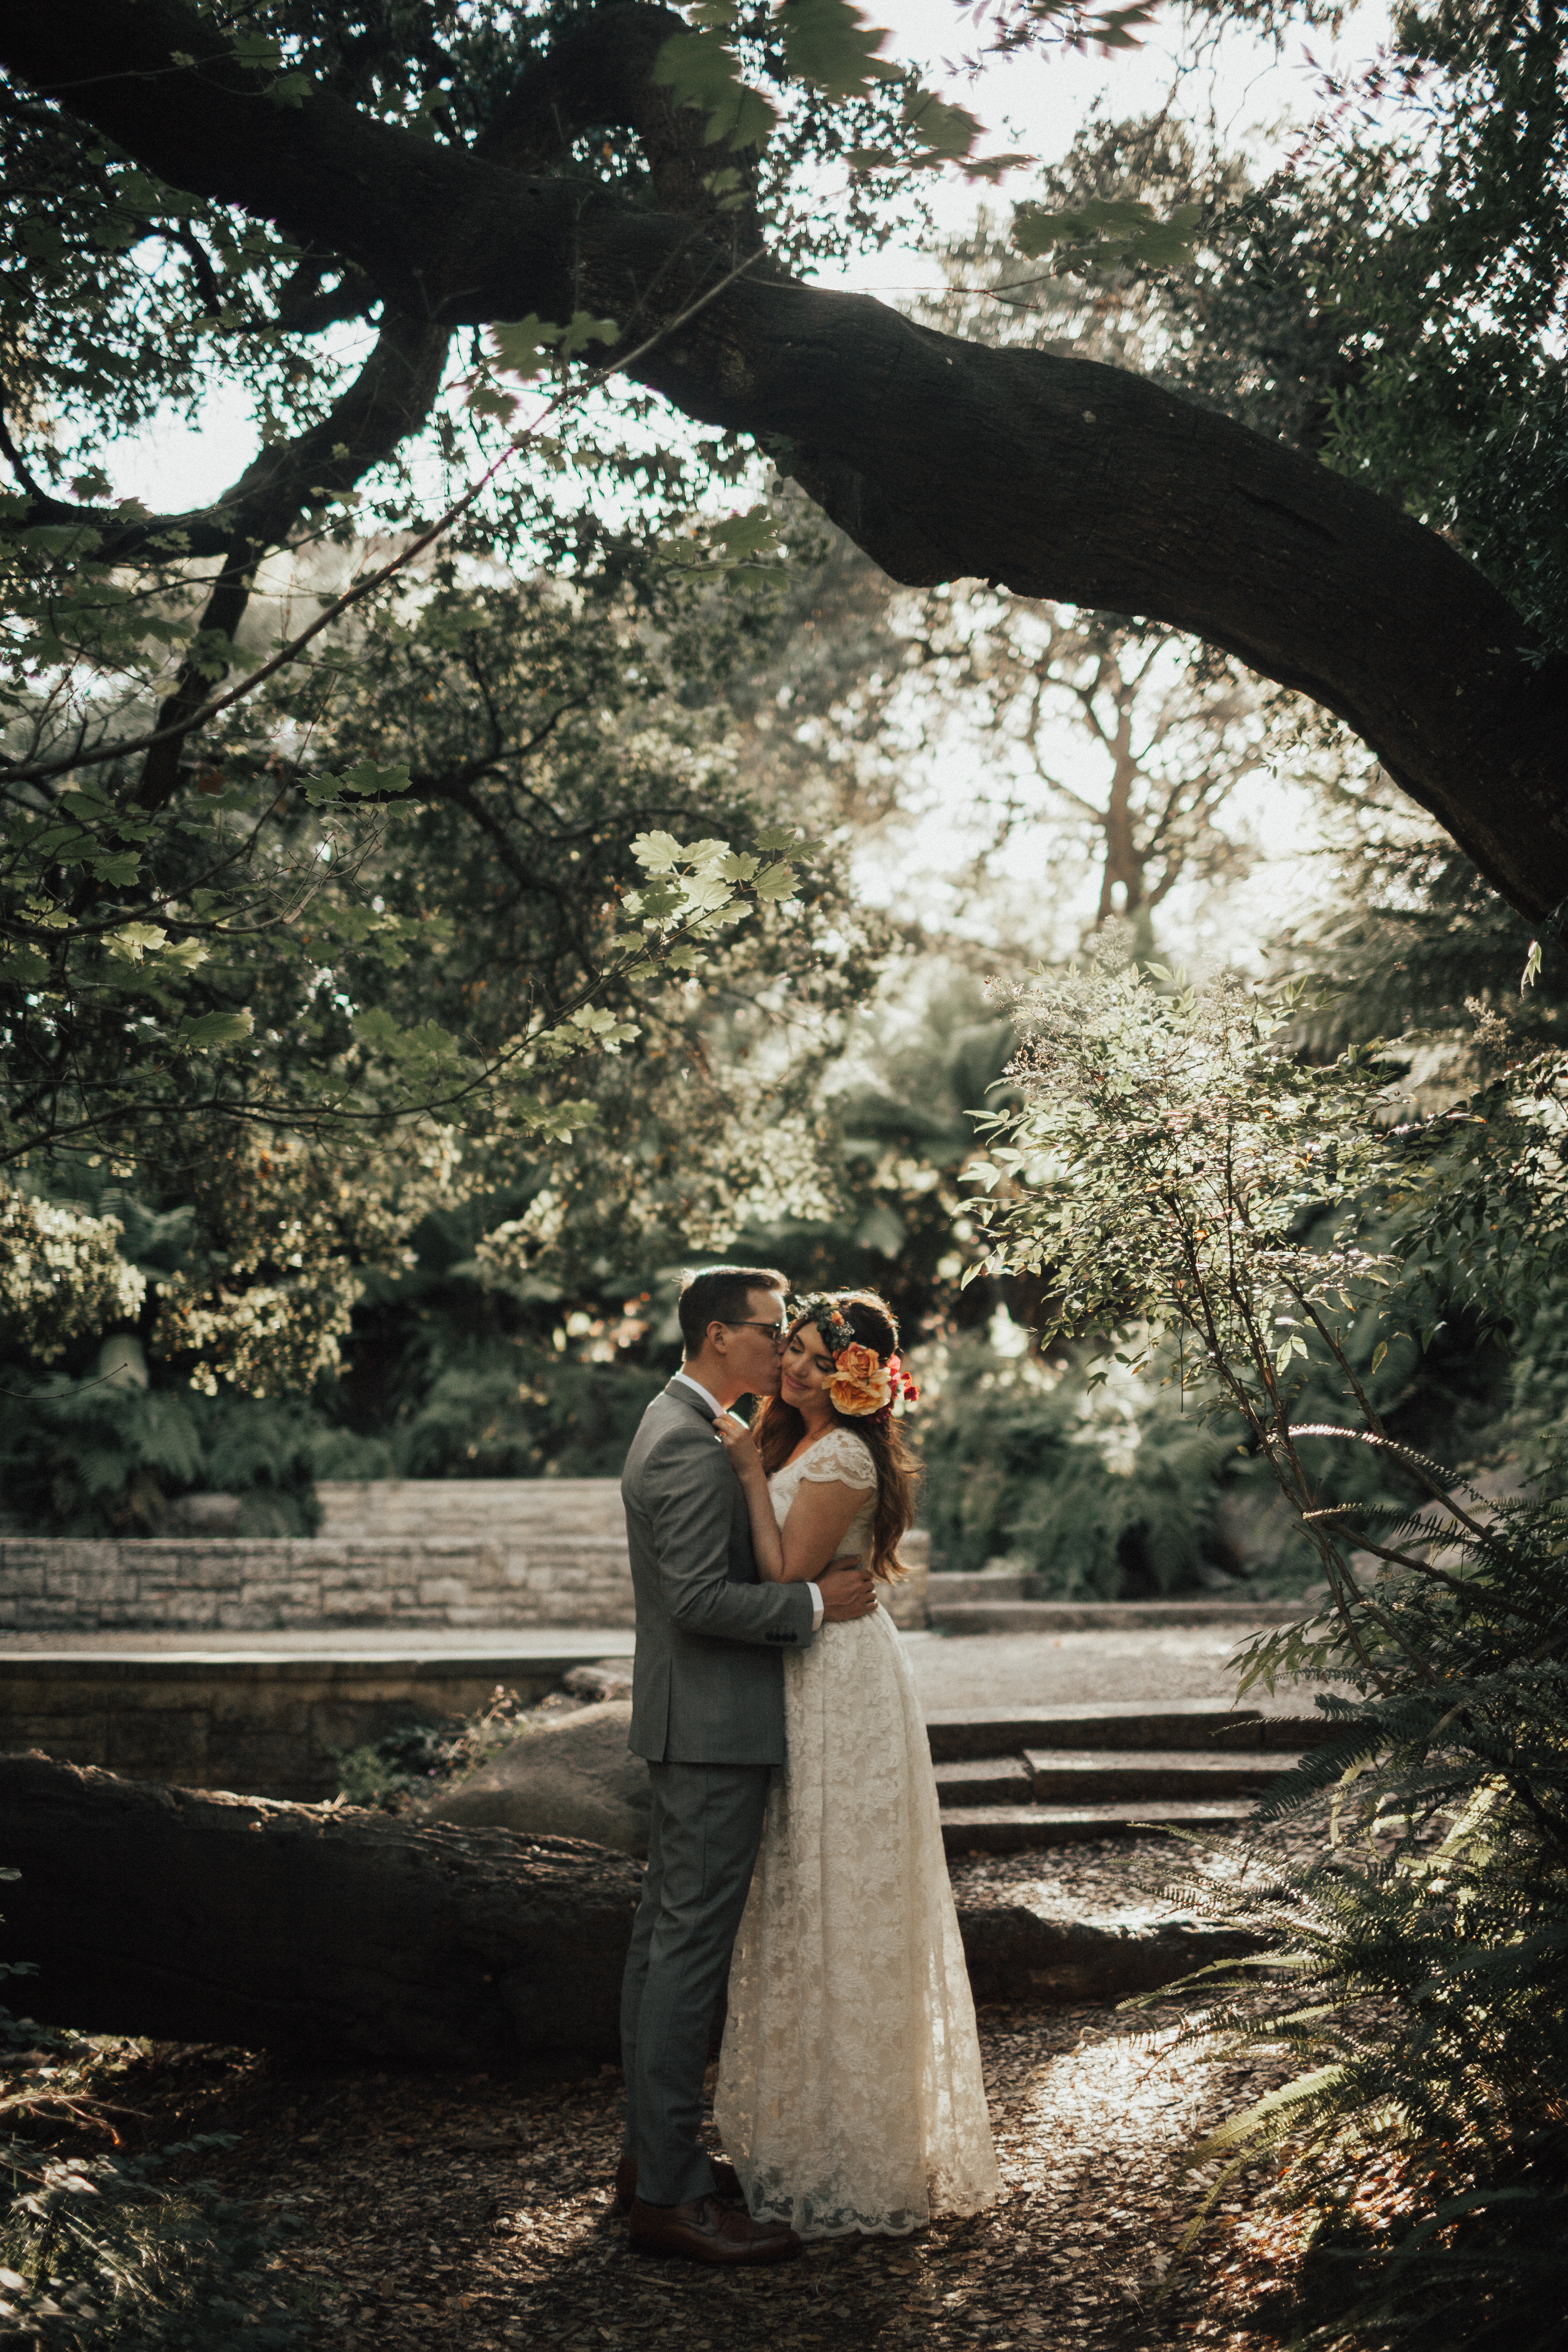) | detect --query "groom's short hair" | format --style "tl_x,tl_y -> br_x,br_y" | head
678,1264 -> 789,1354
